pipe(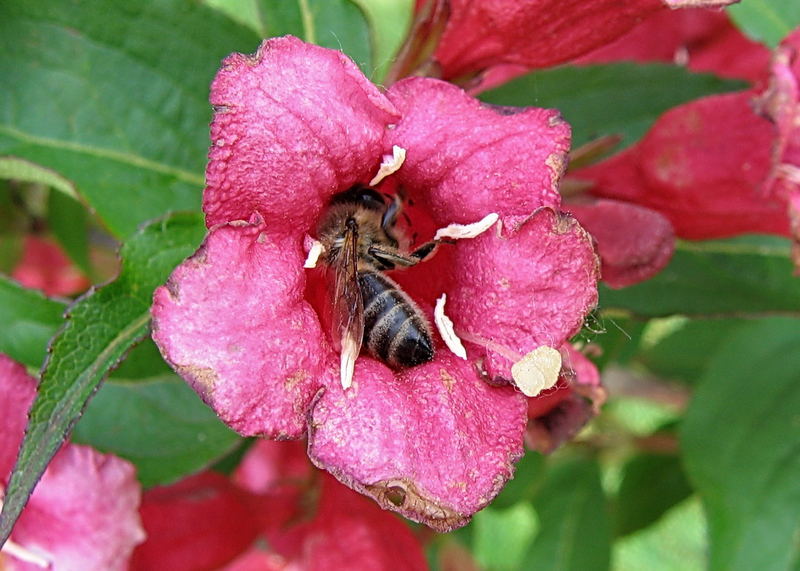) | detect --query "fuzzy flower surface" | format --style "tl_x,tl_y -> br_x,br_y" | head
151,37 -> 599,530
0,355 -> 144,571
